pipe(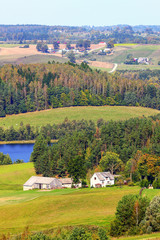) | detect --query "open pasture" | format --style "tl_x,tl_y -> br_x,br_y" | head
0,106 -> 159,129
0,164 -> 160,238
0,177 -> 159,235
0,162 -> 35,190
